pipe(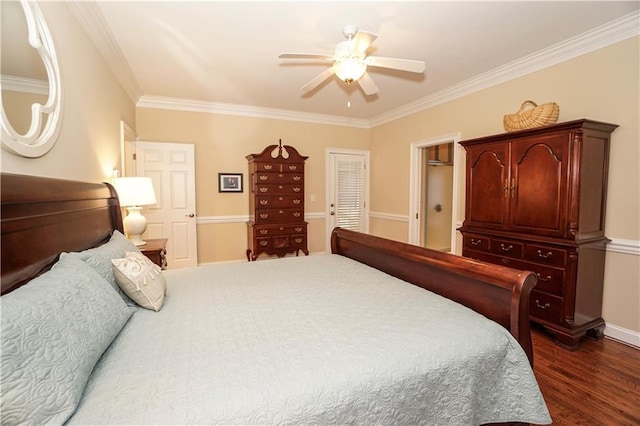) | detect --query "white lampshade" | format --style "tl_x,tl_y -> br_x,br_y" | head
112,177 -> 157,207
112,177 -> 157,246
